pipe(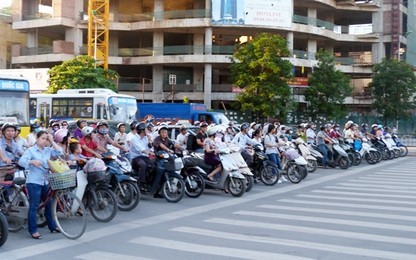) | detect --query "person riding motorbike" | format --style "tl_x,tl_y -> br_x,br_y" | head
195,121 -> 208,153
73,119 -> 87,140
93,121 -> 129,154
306,122 -> 317,144
317,124 -> 334,169
0,123 -> 24,166
130,122 -> 155,192
79,126 -> 104,159
231,123 -> 259,167
114,123 -> 127,145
